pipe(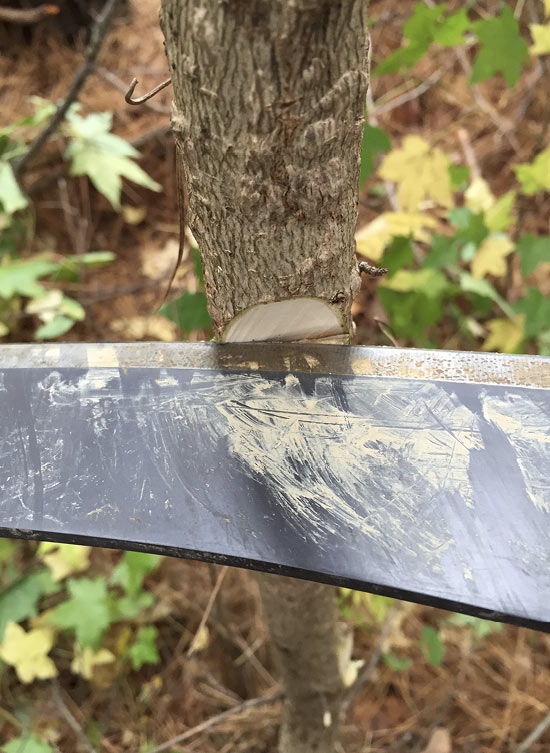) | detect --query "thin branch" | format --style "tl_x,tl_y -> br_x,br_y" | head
141,692 -> 283,753
0,5 -> 59,24
97,67 -> 171,114
514,714 -> 550,753
371,68 -> 445,118
14,0 -> 119,176
187,565 -> 228,657
52,681 -> 99,753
